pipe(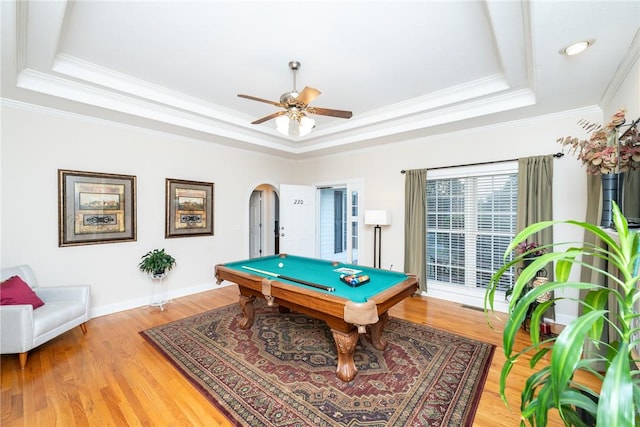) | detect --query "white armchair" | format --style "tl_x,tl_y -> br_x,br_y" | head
0,265 -> 91,369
